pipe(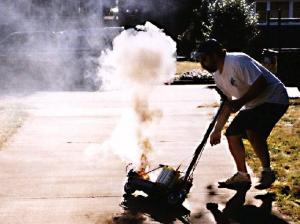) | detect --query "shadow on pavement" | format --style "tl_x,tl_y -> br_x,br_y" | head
206,186 -> 289,224
114,194 -> 191,224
